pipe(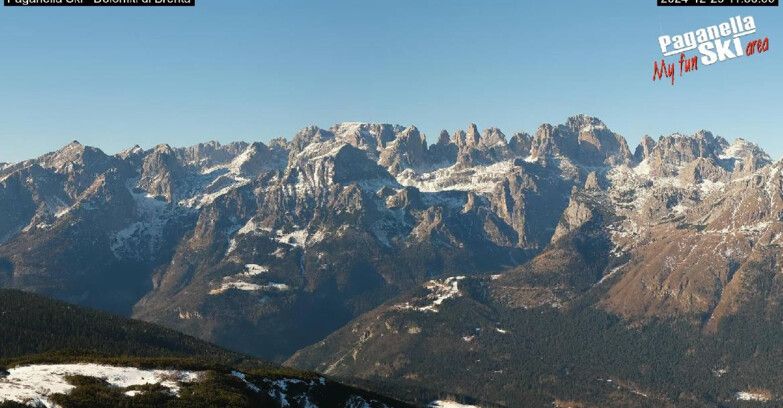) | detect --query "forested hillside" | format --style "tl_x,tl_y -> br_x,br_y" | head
0,289 -> 412,408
